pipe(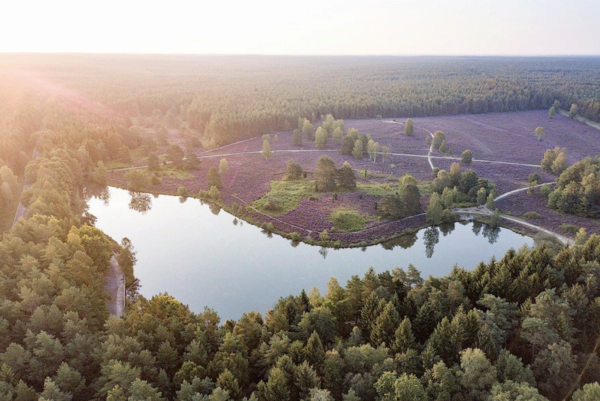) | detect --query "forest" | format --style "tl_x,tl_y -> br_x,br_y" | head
1,54 -> 600,399
2,54 -> 600,149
